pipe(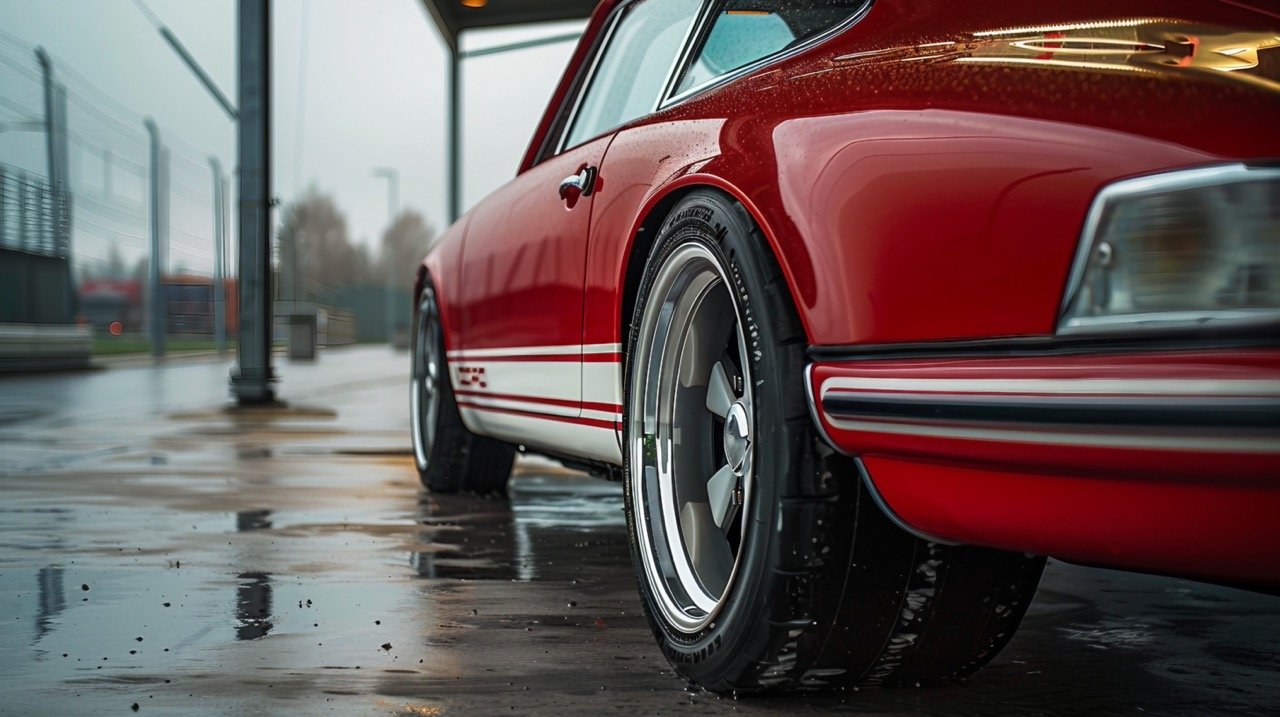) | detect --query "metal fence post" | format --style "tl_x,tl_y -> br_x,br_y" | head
19,176 -> 28,251
145,118 -> 166,358
210,157 -> 227,354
